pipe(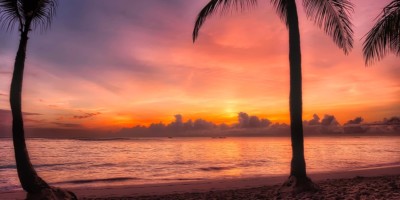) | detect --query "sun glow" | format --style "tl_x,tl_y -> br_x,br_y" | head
0,0 -> 398,133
